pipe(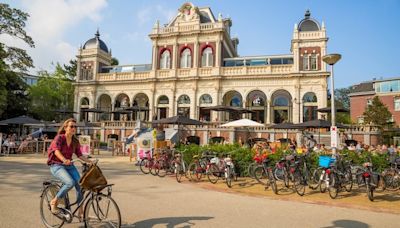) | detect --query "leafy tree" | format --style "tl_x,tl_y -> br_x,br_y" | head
0,3 -> 35,71
0,4 -> 34,117
29,64 -> 74,121
62,59 -> 77,80
111,57 -> 119,66
335,87 -> 351,110
0,71 -> 30,119
363,96 -> 393,129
